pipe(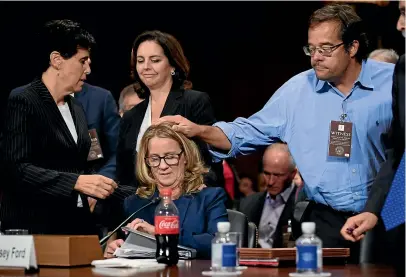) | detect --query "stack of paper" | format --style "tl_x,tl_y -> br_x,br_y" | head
91,258 -> 165,269
91,258 -> 166,277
